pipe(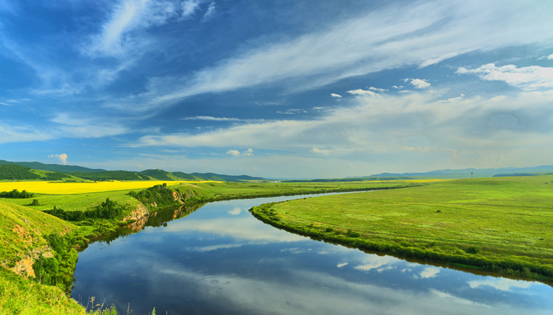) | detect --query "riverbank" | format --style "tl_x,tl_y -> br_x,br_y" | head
250,176 -> 553,282
1,179 -> 428,314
